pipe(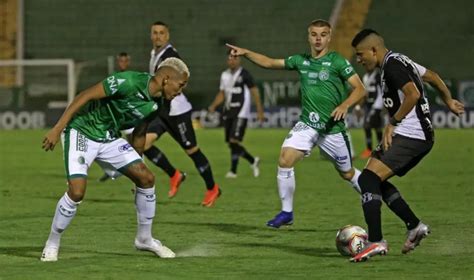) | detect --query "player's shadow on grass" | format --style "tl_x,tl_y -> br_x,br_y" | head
225,242 -> 341,258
